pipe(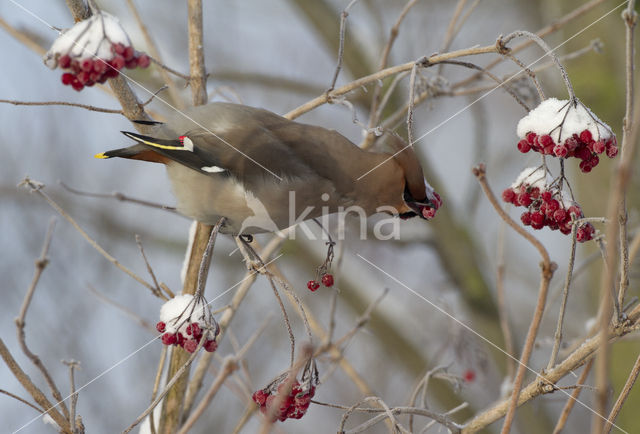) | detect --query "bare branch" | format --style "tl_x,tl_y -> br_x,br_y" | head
14,219 -> 70,421
0,99 -> 122,114
20,178 -> 157,294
